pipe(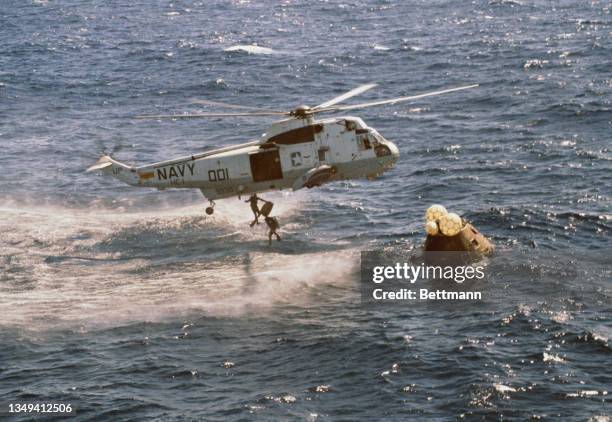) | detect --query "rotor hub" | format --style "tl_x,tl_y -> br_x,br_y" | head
291,105 -> 312,118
